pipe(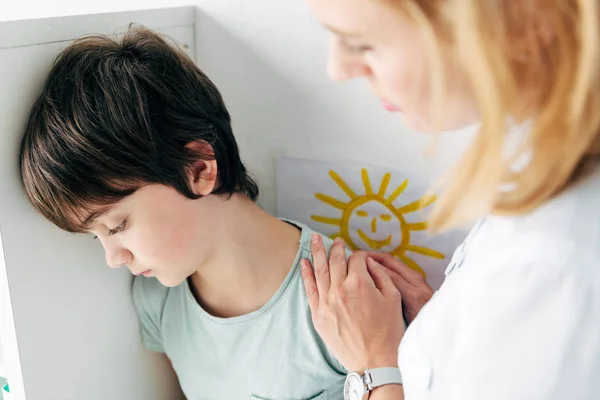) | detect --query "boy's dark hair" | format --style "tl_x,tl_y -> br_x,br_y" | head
20,27 -> 258,233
